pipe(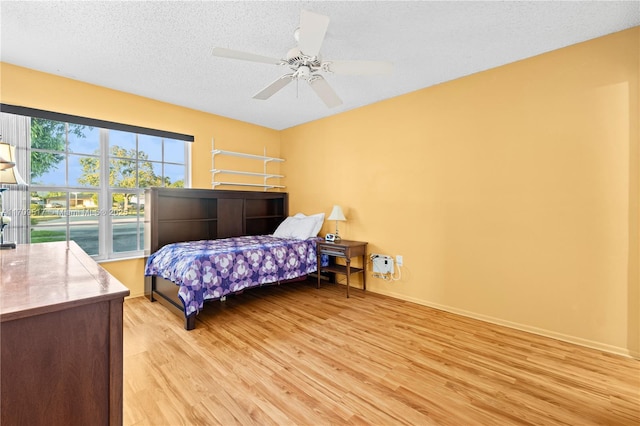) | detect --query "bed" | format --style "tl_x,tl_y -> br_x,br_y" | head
143,187 -> 323,330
